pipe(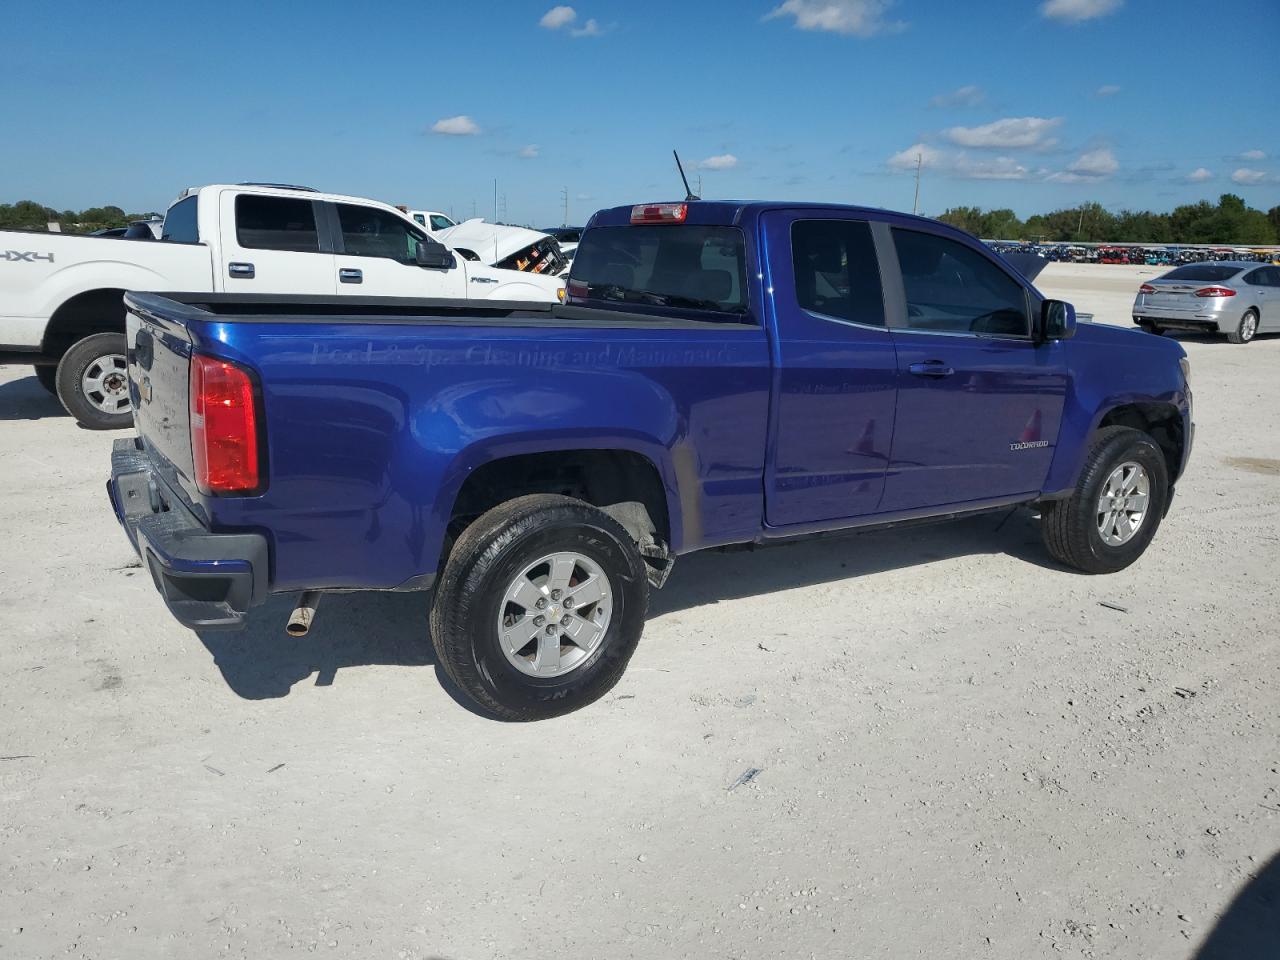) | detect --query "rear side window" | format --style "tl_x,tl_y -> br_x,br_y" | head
569,224 -> 748,316
1163,264 -> 1242,282
162,196 -> 198,243
791,220 -> 884,327
235,195 -> 320,252
336,203 -> 425,262
893,229 -> 1029,337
